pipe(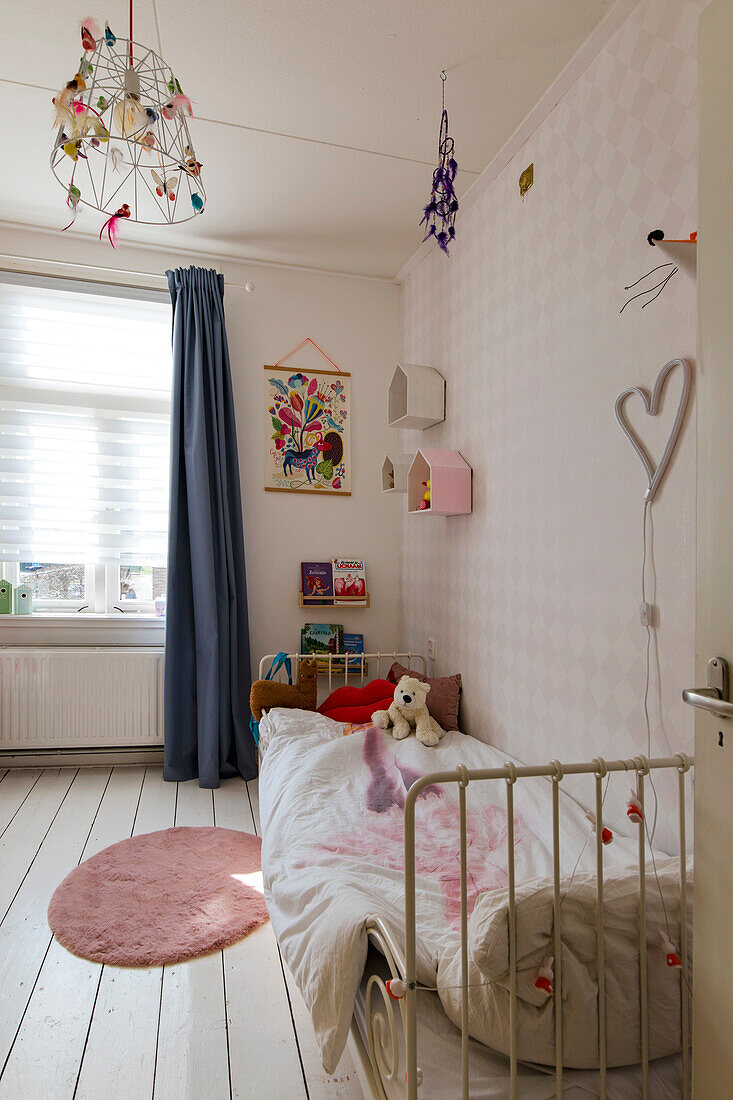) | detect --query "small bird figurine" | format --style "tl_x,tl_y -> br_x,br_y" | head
99,203 -> 131,248
62,139 -> 83,162
81,17 -> 100,52
179,147 -> 202,177
191,192 -> 204,213
62,184 -> 82,231
104,21 -> 116,46
52,77 -> 84,128
161,93 -> 192,120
